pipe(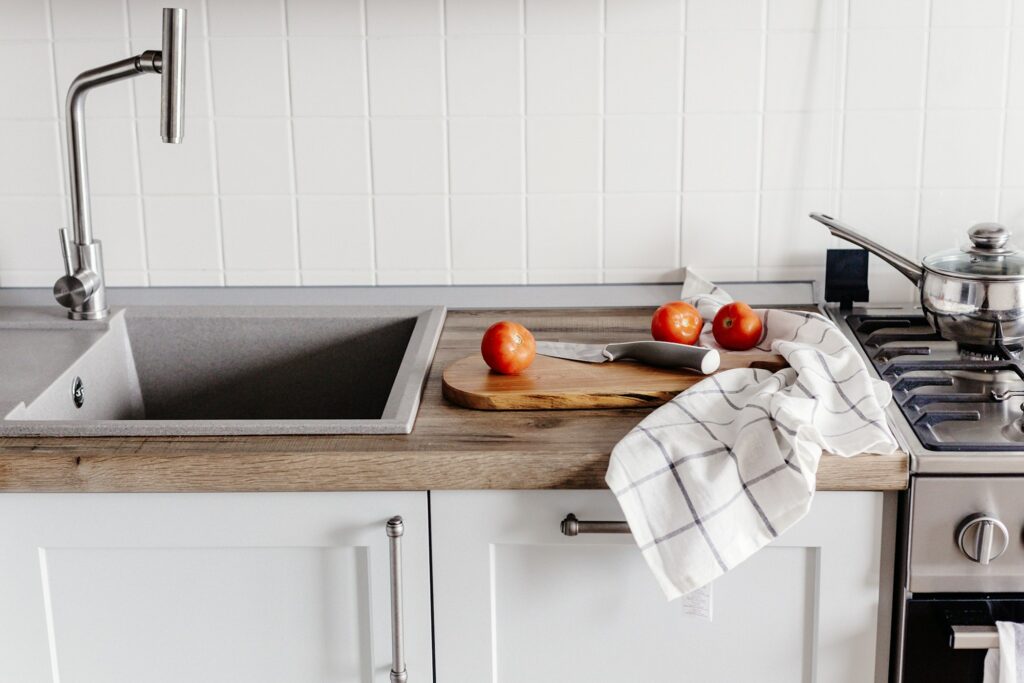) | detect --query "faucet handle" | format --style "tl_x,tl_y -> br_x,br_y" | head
58,227 -> 75,277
